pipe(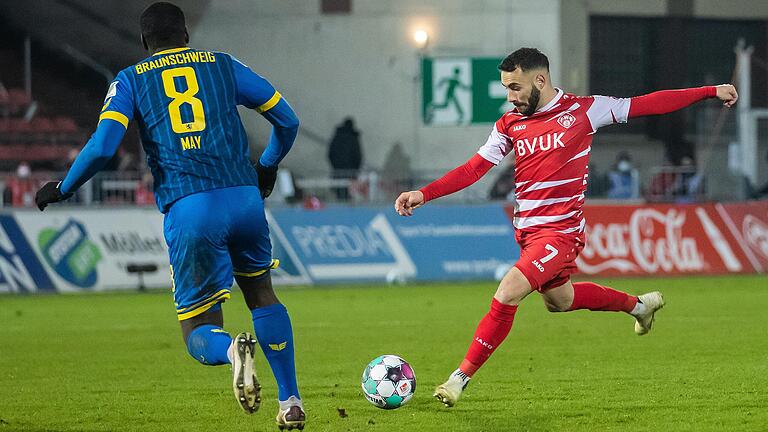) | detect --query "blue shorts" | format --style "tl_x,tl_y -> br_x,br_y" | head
163,186 -> 276,321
